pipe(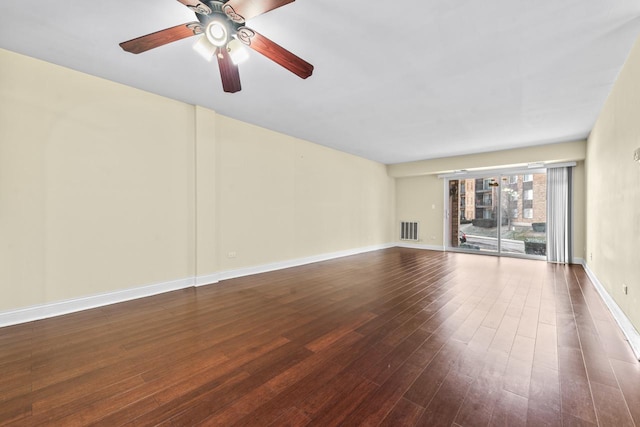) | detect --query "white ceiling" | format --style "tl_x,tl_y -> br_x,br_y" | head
2,1 -> 640,164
